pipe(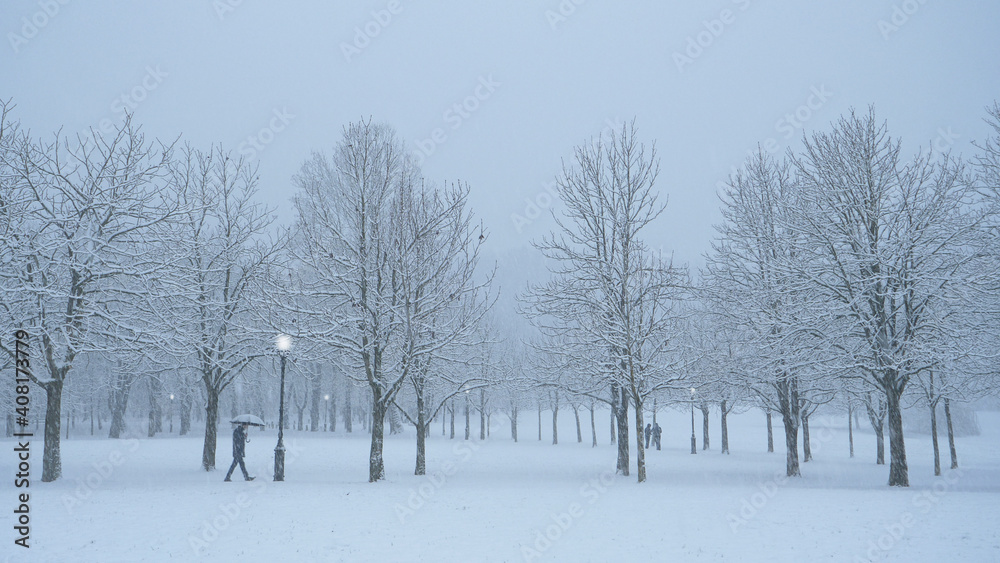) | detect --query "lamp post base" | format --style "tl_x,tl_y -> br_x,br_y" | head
274,445 -> 285,481
690,436 -> 697,454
